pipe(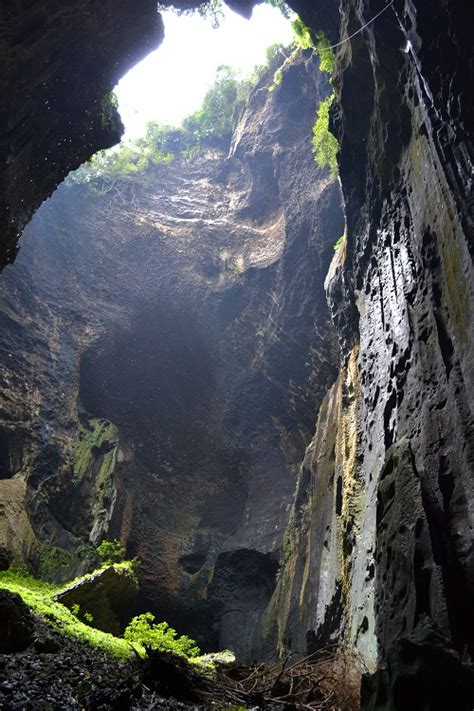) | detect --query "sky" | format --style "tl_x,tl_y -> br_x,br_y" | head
115,4 -> 294,140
